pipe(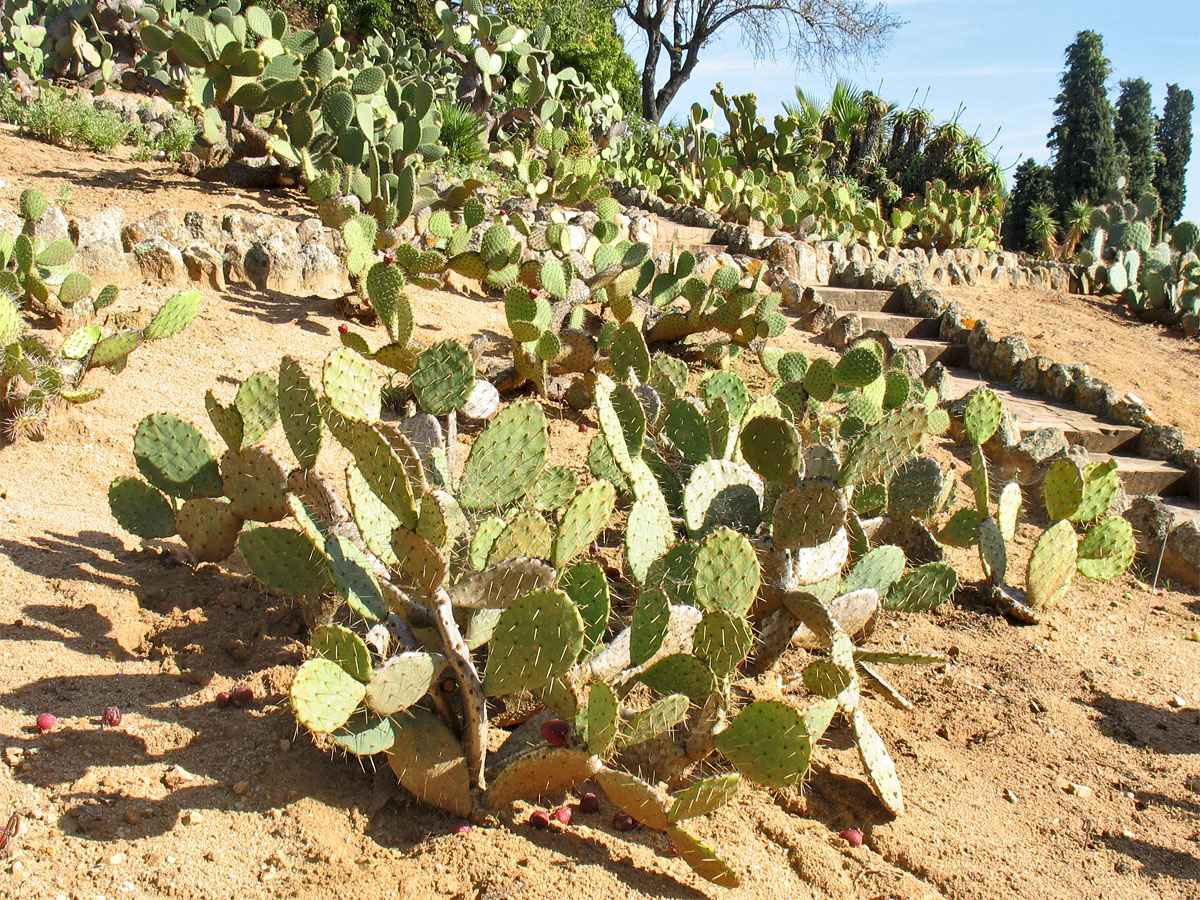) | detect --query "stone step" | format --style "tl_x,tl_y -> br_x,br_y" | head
655,220 -> 719,248
809,286 -> 902,312
895,338 -> 968,367
1159,496 -> 1200,530
857,311 -> 940,339
942,367 -> 1141,454
1090,453 -> 1191,497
